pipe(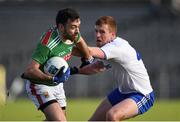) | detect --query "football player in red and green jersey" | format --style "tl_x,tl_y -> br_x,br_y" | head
21,8 -> 93,121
